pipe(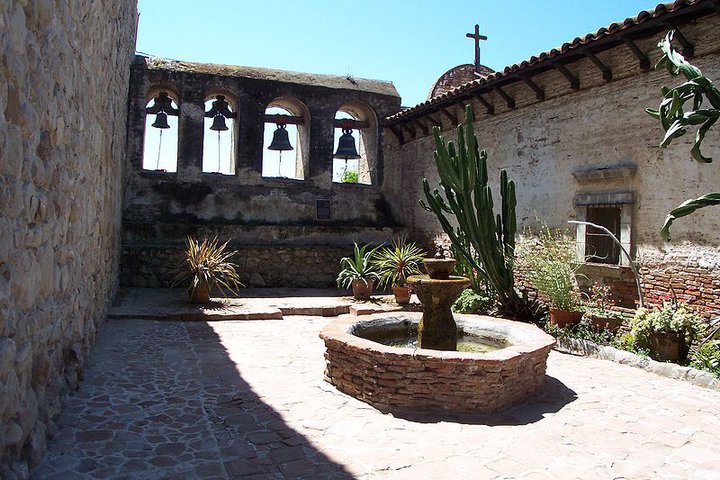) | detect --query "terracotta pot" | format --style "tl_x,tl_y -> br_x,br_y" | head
392,286 -> 411,305
587,314 -> 624,333
189,283 -> 211,304
351,278 -> 375,300
648,331 -> 688,362
549,309 -> 583,328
